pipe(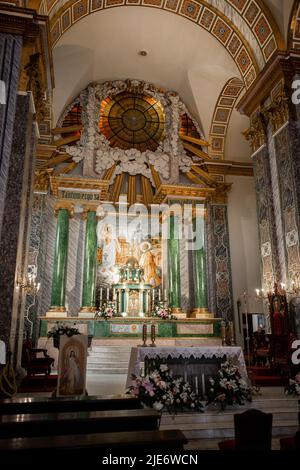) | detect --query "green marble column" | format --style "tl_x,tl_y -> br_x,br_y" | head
168,214 -> 181,311
81,210 -> 97,311
50,208 -> 70,310
192,212 -> 208,312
